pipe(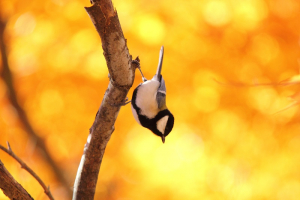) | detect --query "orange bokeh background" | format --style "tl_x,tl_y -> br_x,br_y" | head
1,0 -> 300,199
